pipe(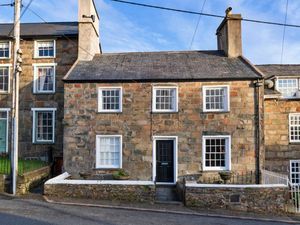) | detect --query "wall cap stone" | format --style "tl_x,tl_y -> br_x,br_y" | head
186,182 -> 288,188
45,172 -> 155,186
